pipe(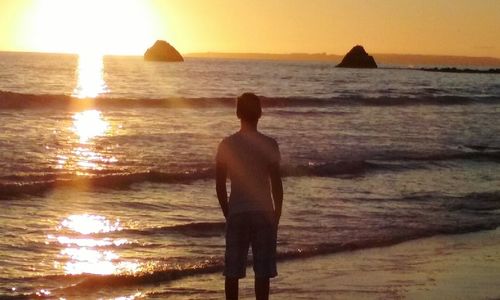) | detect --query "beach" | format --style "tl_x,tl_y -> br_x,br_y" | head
163,229 -> 500,299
